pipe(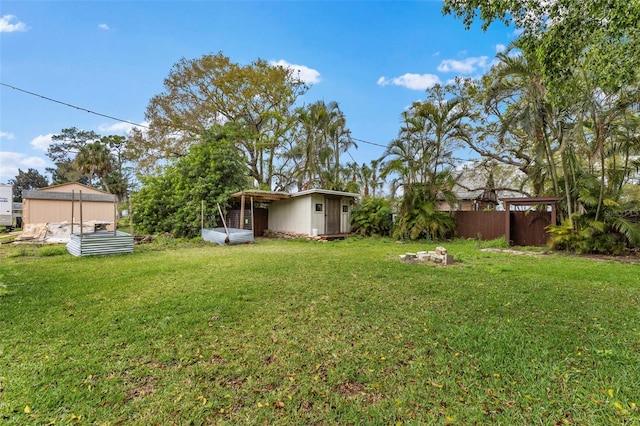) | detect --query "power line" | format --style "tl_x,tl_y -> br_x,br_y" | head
352,137 -> 388,149
1,82 -> 391,149
0,82 -> 149,129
